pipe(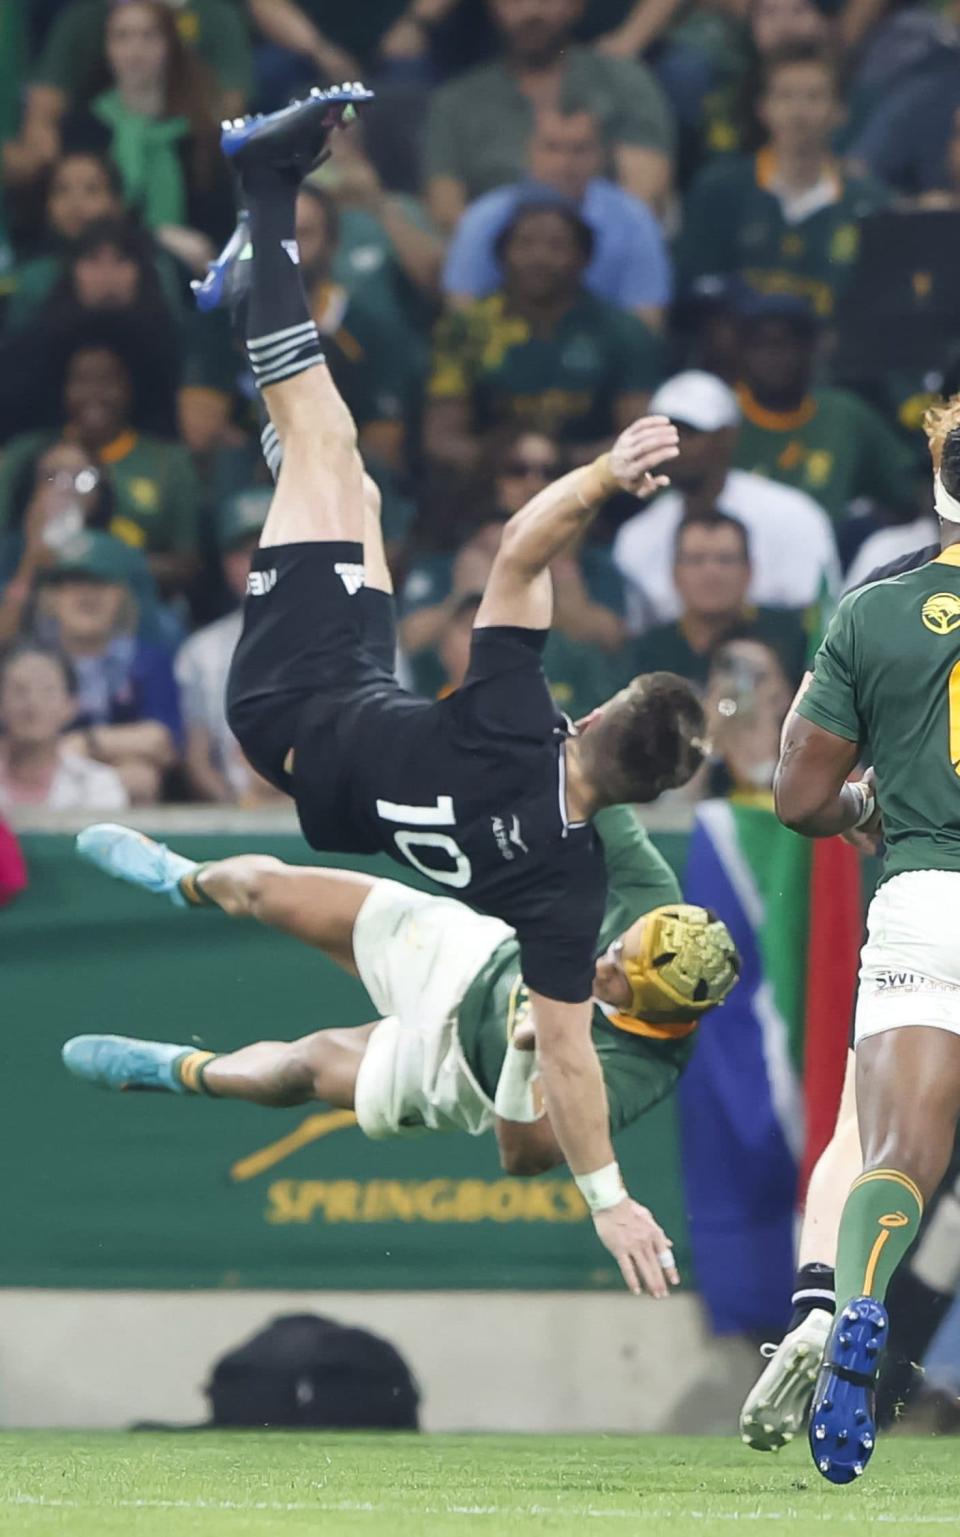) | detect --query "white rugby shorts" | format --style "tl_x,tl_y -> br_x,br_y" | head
855,870 -> 960,1042
352,880 -> 512,1139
